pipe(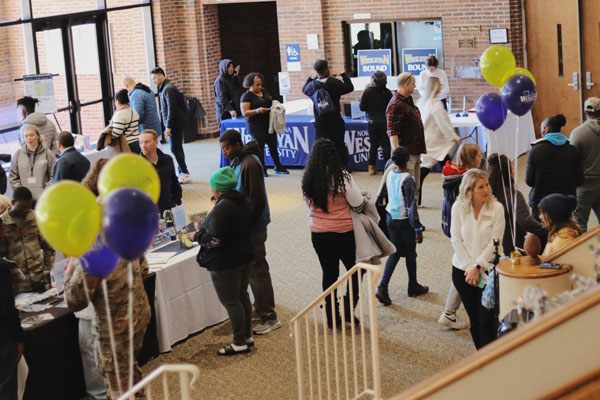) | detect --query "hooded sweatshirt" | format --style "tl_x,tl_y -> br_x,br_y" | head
129,82 -> 163,134
214,59 -> 242,125
230,140 -> 270,229
20,112 -> 59,156
525,134 -> 584,209
570,118 -> 600,180
9,143 -> 56,200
